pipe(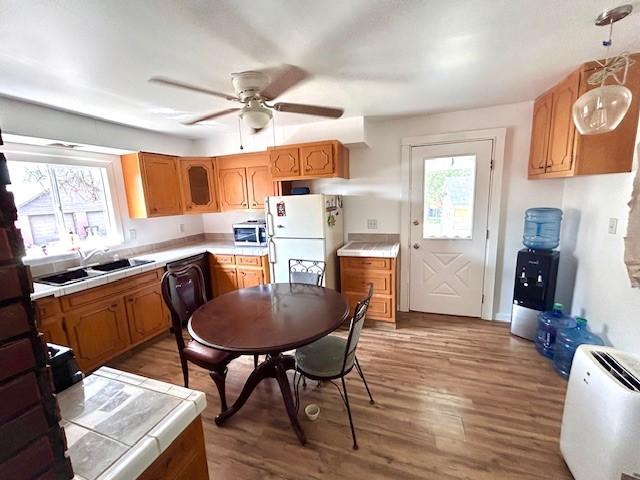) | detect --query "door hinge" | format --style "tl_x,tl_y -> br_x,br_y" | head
490,159 -> 495,169
482,294 -> 485,304
486,229 -> 490,240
